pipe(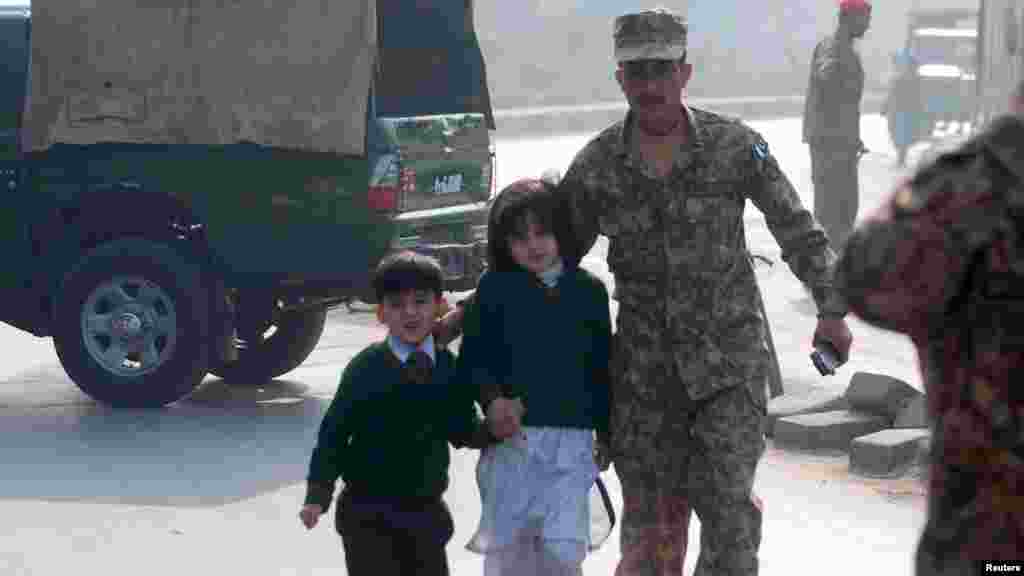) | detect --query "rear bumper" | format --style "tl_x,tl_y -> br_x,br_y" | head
402,240 -> 487,292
